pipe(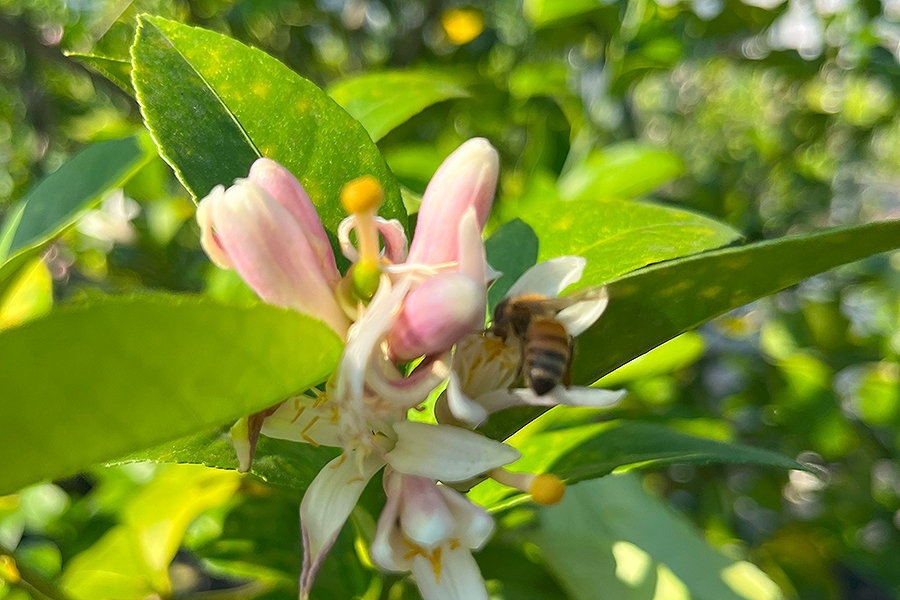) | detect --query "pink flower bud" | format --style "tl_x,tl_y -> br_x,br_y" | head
387,272 -> 484,361
248,158 -> 340,286
199,179 -> 349,336
407,138 -> 499,267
